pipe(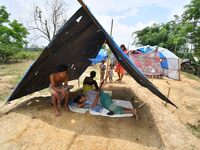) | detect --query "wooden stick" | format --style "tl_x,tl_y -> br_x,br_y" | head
105,19 -> 114,84
165,87 -> 171,106
138,102 -> 145,108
